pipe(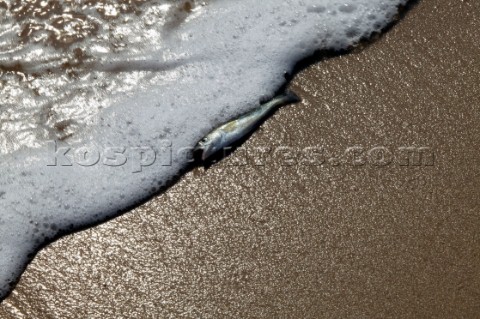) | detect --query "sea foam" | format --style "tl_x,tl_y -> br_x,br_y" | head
0,0 -> 407,299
